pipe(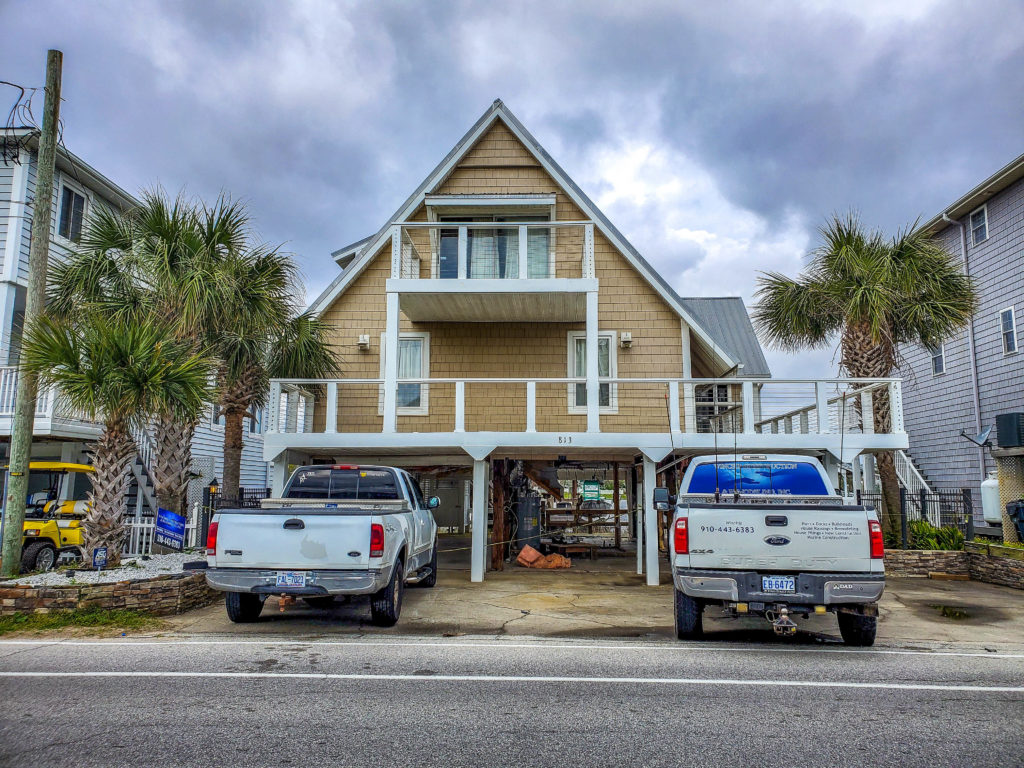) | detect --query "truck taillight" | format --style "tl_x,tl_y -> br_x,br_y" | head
370,523 -> 385,557
206,521 -> 218,556
674,517 -> 689,555
869,519 -> 884,559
